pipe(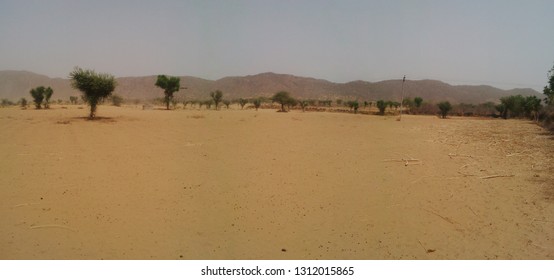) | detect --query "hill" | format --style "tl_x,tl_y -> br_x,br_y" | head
0,70 -> 540,104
